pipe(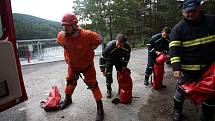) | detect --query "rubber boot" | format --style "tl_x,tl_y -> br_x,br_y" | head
144,75 -> 149,85
95,100 -> 104,121
60,94 -> 72,110
106,84 -> 112,98
200,103 -> 214,121
161,85 -> 167,88
173,99 -> 183,121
